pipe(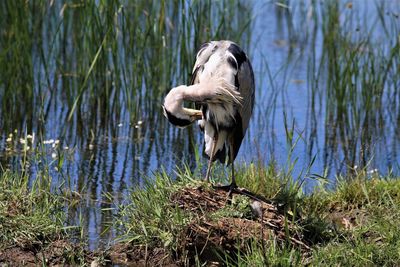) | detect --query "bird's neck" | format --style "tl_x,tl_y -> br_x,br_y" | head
163,86 -> 202,128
